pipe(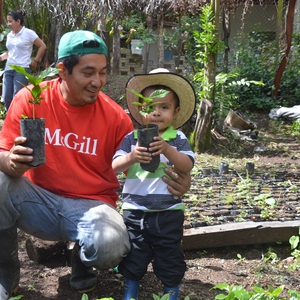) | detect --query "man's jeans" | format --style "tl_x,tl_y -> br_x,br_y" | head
2,69 -> 30,111
0,172 -> 130,269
